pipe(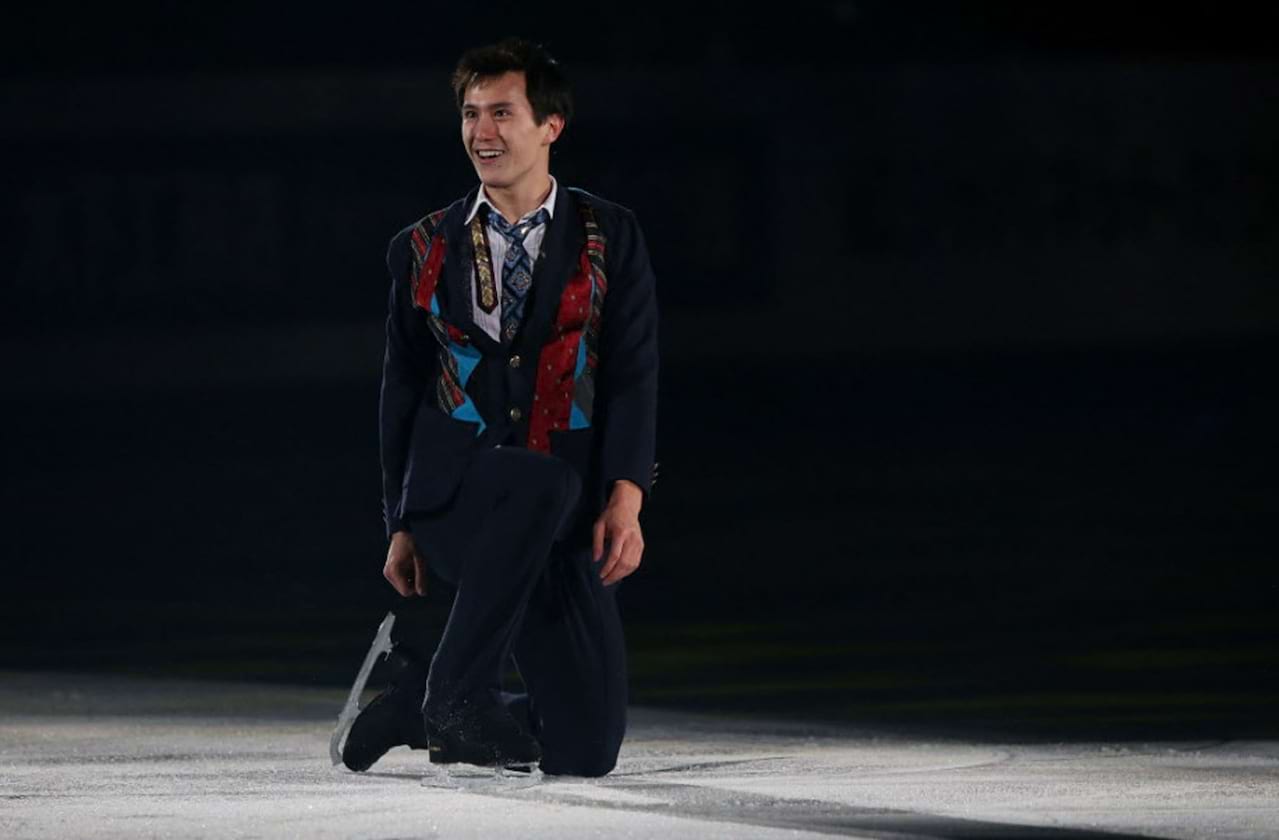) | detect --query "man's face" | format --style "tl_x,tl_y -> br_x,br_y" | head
461,71 -> 563,195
